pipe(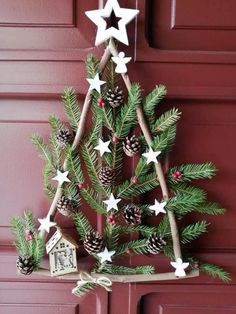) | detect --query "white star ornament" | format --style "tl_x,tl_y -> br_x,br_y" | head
85,0 -> 139,46
149,199 -> 167,216
103,193 -> 121,212
97,247 -> 116,263
38,216 -> 56,233
87,73 -> 106,94
171,258 -> 189,277
142,147 -> 161,164
94,139 -> 111,156
52,170 -> 71,186
112,52 -> 132,74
